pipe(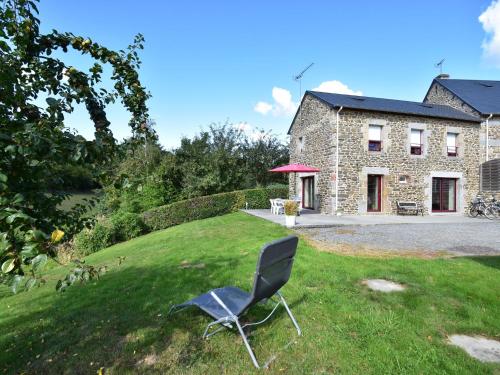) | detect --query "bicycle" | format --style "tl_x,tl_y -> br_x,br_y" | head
468,196 -> 495,220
